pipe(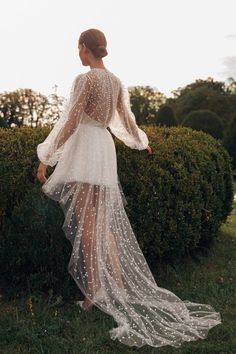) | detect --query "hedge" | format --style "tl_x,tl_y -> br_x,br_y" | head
0,125 -> 234,297
182,109 -> 224,139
